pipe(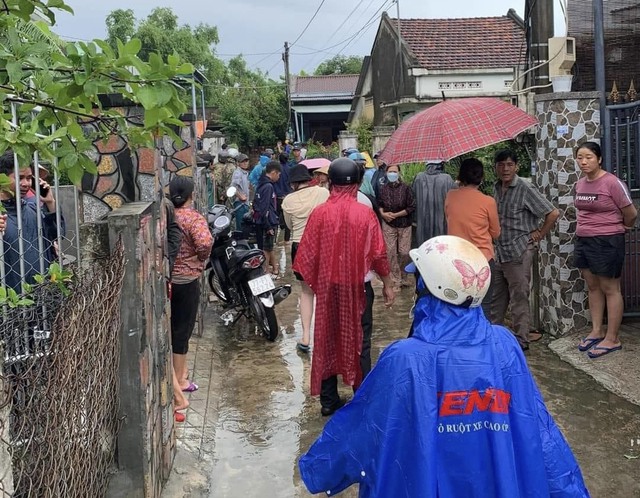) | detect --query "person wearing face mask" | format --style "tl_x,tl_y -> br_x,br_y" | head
378,164 -> 415,291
